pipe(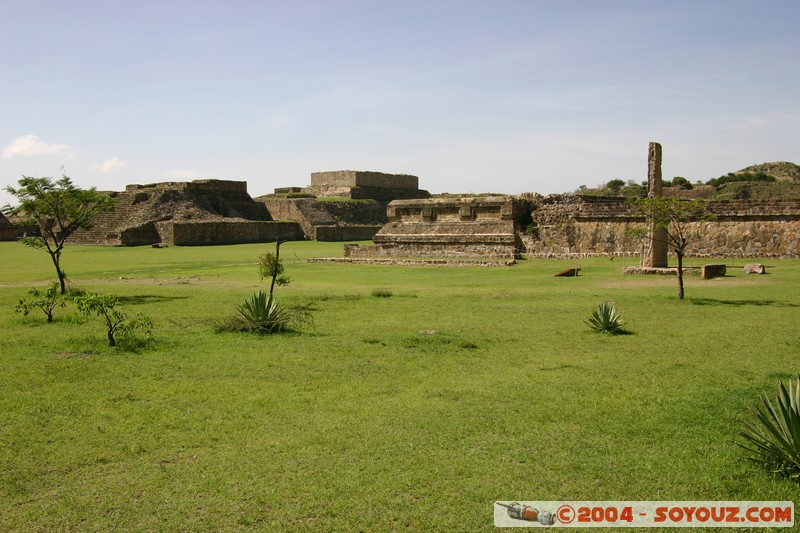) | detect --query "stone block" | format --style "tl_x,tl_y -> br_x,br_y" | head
701,264 -> 726,279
